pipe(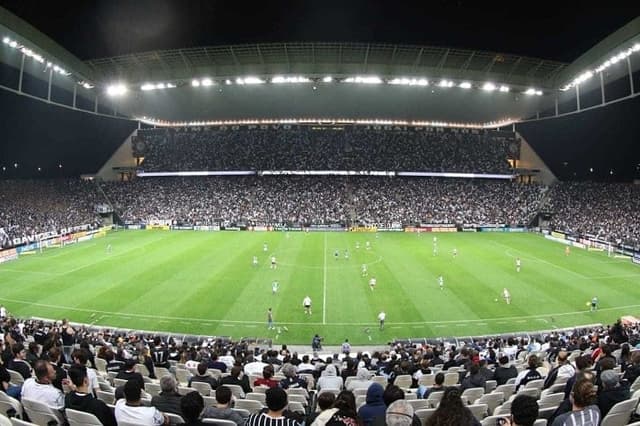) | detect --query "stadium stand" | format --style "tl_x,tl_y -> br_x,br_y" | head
0,180 -> 102,245
101,176 -> 544,227
2,316 -> 640,424
546,182 -> 640,249
133,126 -> 518,173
